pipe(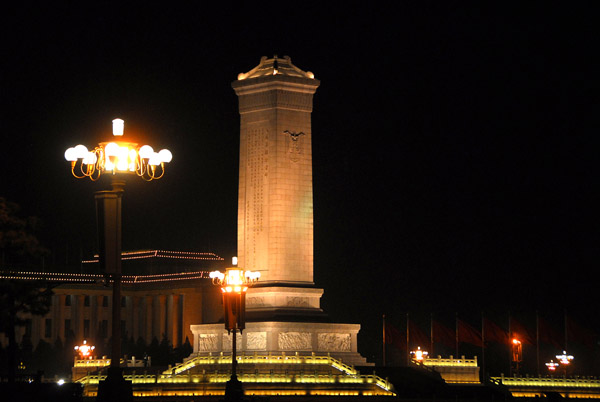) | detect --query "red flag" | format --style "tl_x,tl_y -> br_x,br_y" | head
385,321 -> 406,350
409,320 -> 429,348
432,320 -> 455,349
457,319 -> 482,346
567,317 -> 597,349
538,317 -> 563,349
483,318 -> 508,344
510,318 -> 534,345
